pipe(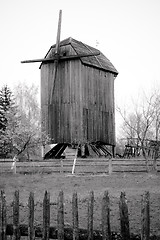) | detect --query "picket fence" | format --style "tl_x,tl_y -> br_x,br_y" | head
0,190 -> 150,240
